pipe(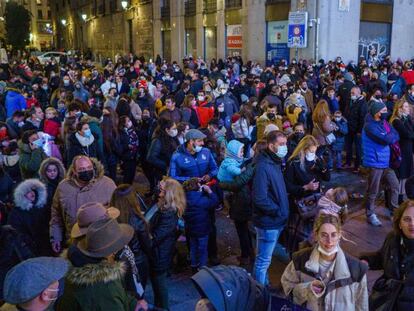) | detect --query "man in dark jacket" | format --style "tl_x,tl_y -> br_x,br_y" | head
252,130 -> 289,285
159,95 -> 182,124
338,72 -> 355,113
344,86 -> 368,171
